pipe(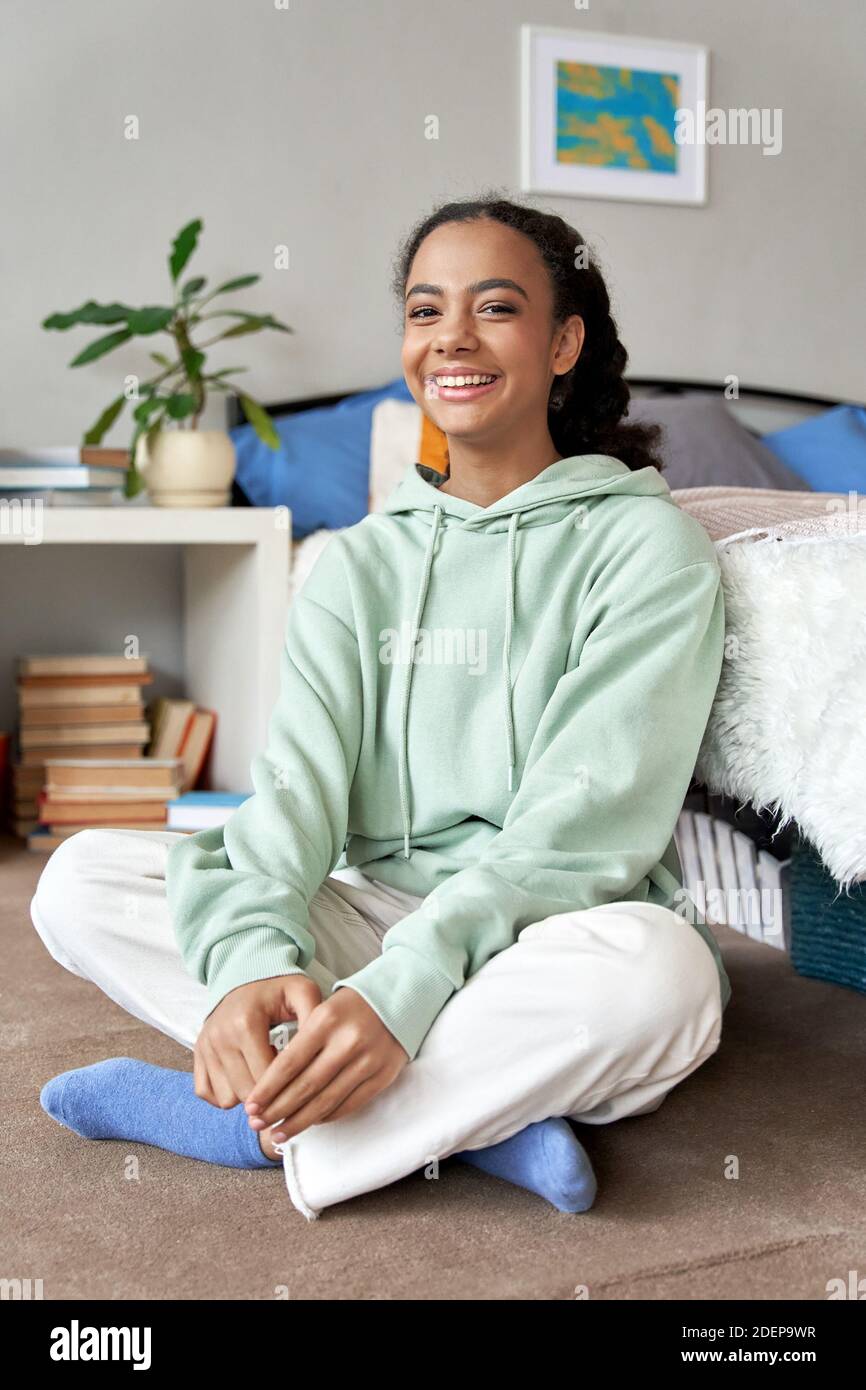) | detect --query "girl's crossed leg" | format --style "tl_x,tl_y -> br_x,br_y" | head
30,827 -> 723,1219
